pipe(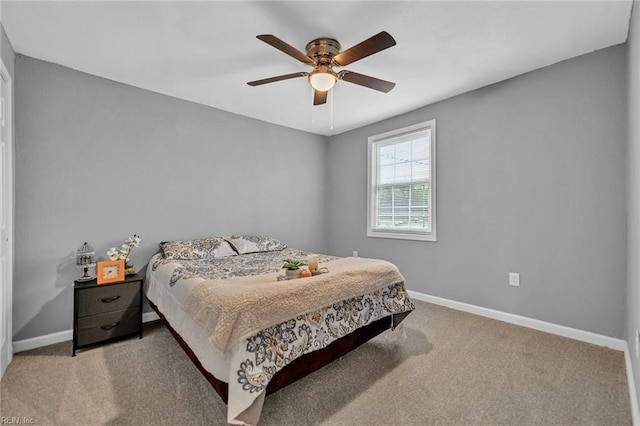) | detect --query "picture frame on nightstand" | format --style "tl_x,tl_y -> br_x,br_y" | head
96,259 -> 125,285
